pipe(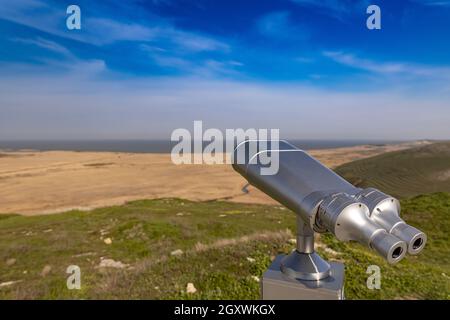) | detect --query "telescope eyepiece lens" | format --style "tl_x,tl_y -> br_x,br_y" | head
413,237 -> 424,250
392,246 -> 403,259
413,238 -> 423,250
